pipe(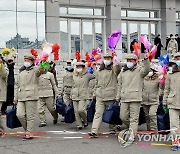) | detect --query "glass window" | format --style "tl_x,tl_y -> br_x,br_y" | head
0,1 -> 45,48
95,21 -> 102,49
37,1 -> 45,13
69,8 -> 93,15
121,22 -> 127,53
83,21 -> 93,52
121,10 -> 126,17
128,10 -> 149,18
140,23 -> 149,36
150,11 -> 158,18
60,7 -> 68,15
71,21 -> 80,53
130,23 -> 138,44
94,9 -> 102,16
151,23 -> 157,44
150,12 -> 154,18
37,13 -> 45,44
17,0 -> 36,12
17,12 -> 37,46
60,20 -> 68,53
0,0 -> 16,10
176,13 -> 179,19
176,23 -> 180,35
0,11 -> 16,48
